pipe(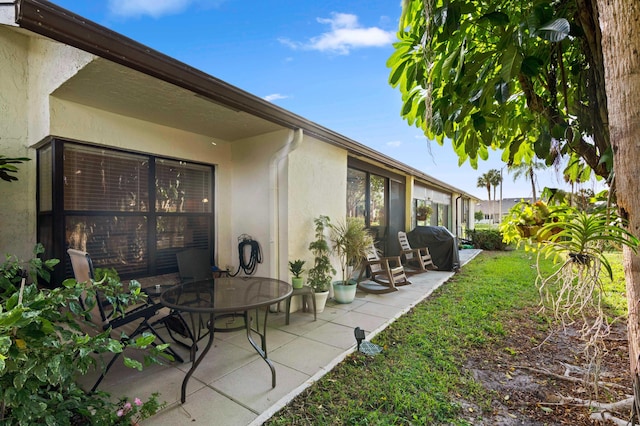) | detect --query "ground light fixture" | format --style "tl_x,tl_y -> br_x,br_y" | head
354,327 -> 382,356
